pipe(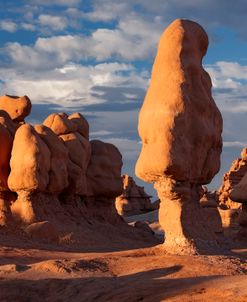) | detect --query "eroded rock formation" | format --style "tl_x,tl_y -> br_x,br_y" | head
135,19 -> 223,254
0,95 -> 126,235
115,174 -> 158,216
218,148 -> 247,209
